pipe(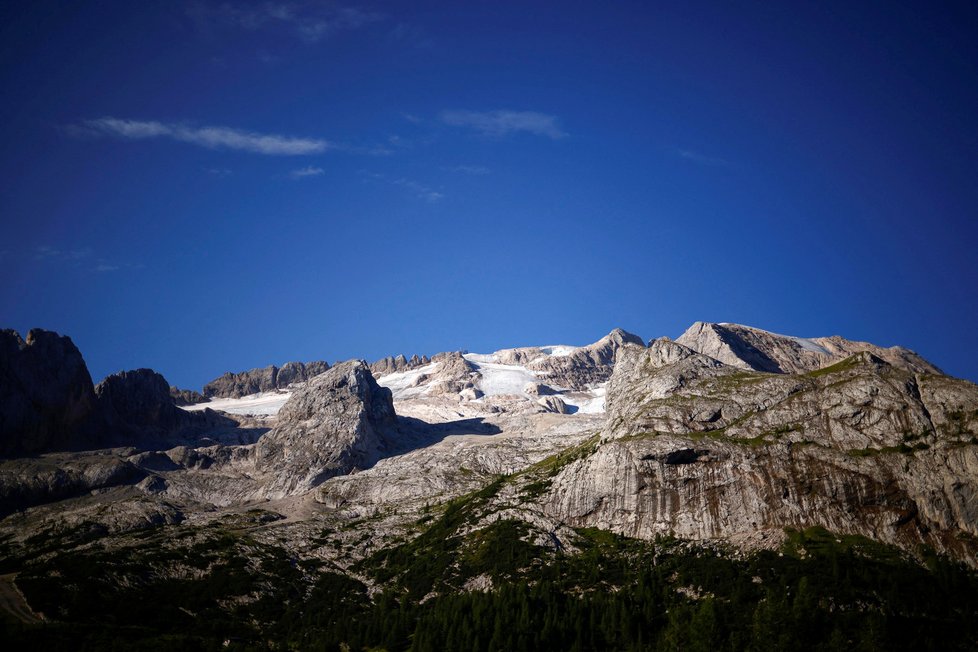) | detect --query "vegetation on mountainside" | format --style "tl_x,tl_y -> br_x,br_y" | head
3,479 -> 978,651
